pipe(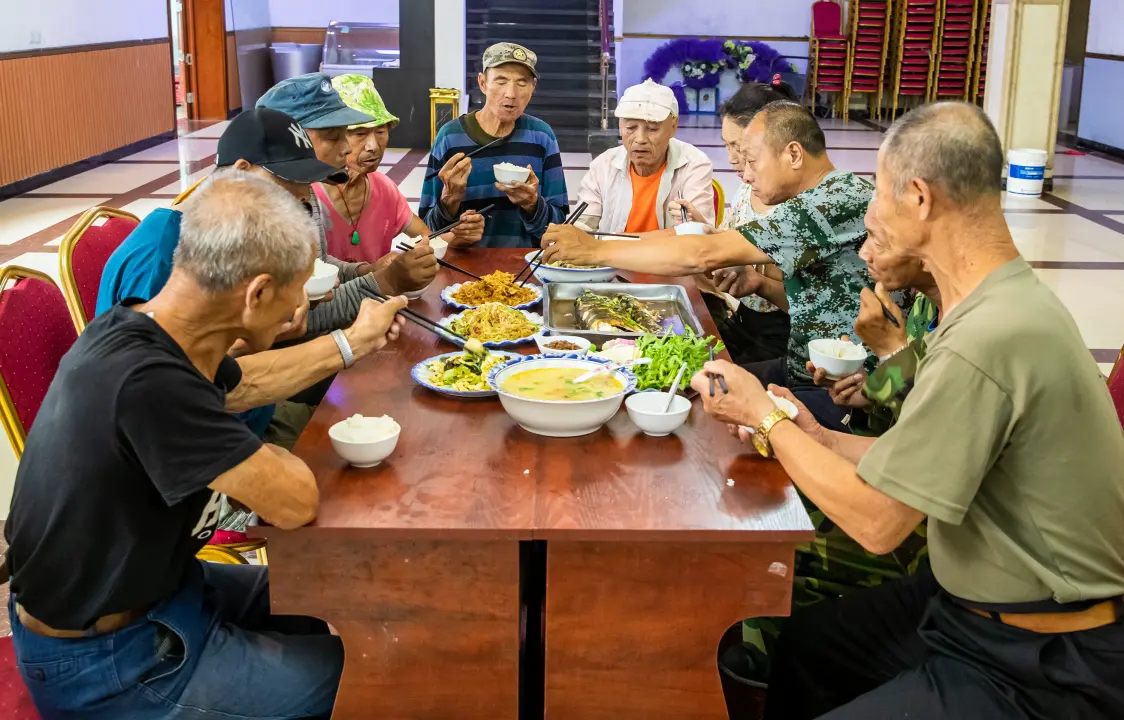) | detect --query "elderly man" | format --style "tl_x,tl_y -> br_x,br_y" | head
7,173 -> 408,718
545,101 -> 875,430
695,103 -> 1124,719
420,42 -> 569,248
258,72 -> 438,322
314,74 -> 483,263
573,79 -> 713,232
